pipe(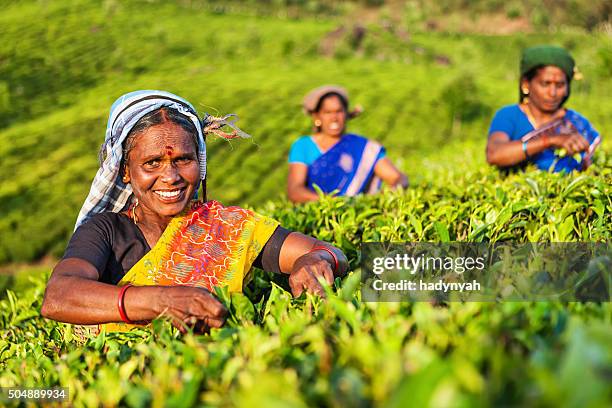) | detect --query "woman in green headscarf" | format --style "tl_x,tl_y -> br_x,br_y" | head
486,45 -> 601,172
